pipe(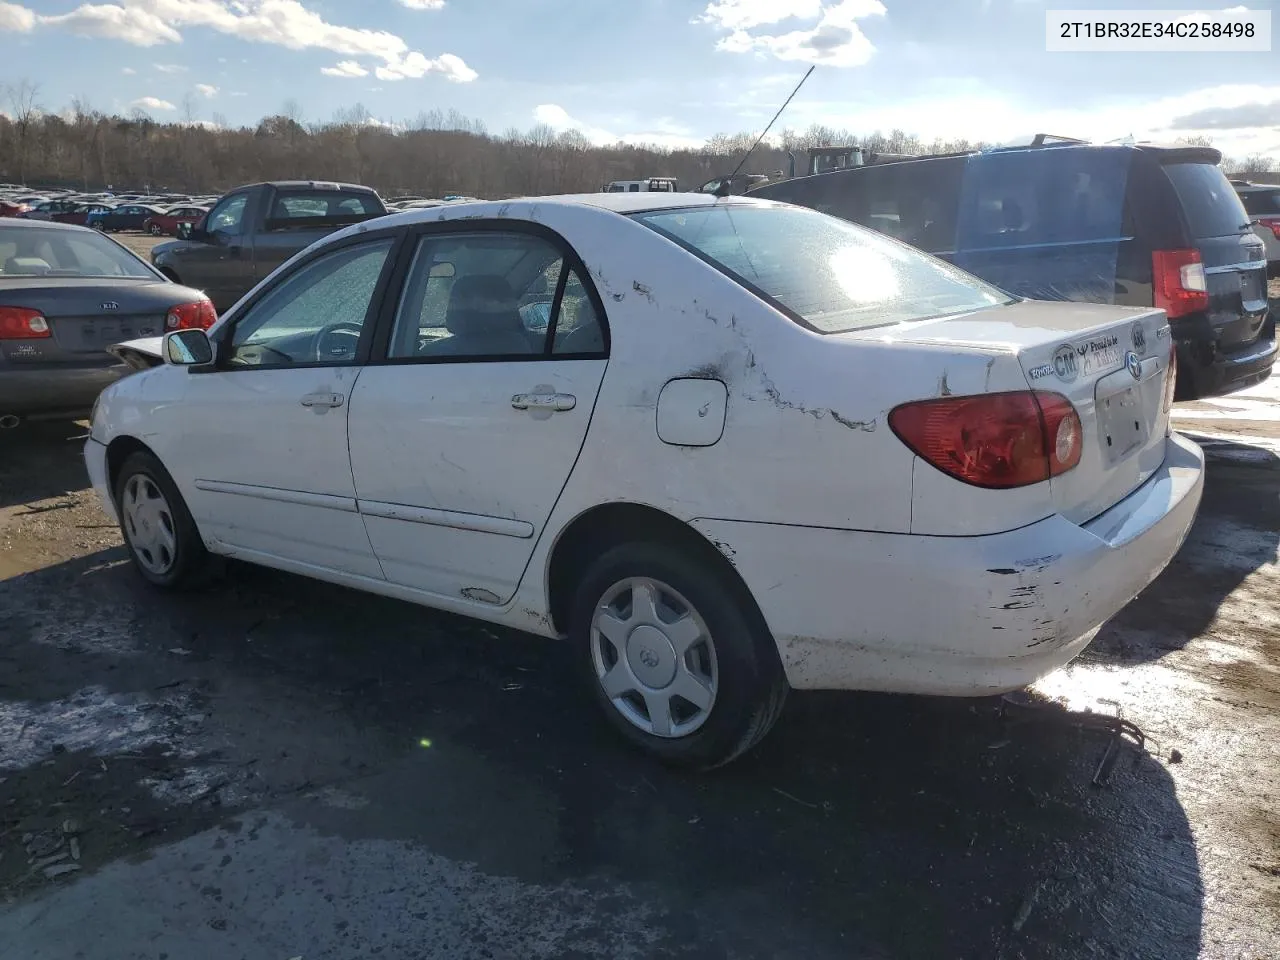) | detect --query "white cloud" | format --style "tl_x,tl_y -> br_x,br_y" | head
322,59 -> 368,77
0,1 -> 35,31
695,0 -> 822,30
131,95 -> 176,111
195,82 -> 218,97
375,51 -> 476,83
698,0 -> 885,67
155,63 -> 185,73
121,66 -> 136,74
0,0 -> 476,81
398,0 -> 444,8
